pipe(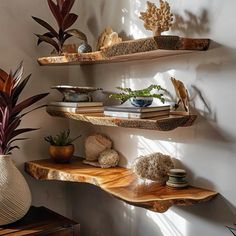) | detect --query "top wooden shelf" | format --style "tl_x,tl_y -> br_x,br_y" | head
37,36 -> 210,66
25,158 -> 217,213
